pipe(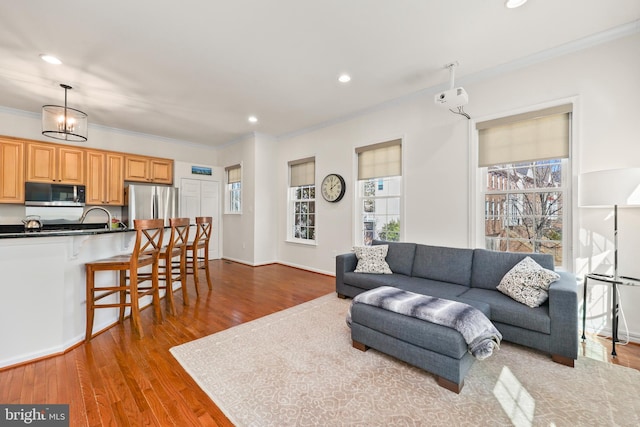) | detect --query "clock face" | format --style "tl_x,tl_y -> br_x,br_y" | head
321,174 -> 346,202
